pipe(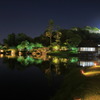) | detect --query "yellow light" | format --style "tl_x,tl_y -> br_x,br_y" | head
94,63 -> 97,66
89,65 -> 100,69
53,45 -> 60,51
6,54 -> 16,58
83,95 -> 100,100
60,58 -> 68,63
81,70 -> 100,76
19,52 -> 22,56
74,97 -> 81,100
11,51 -> 14,53
52,57 -> 60,64
0,54 -> 4,58
0,50 -> 4,52
61,46 -> 67,51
